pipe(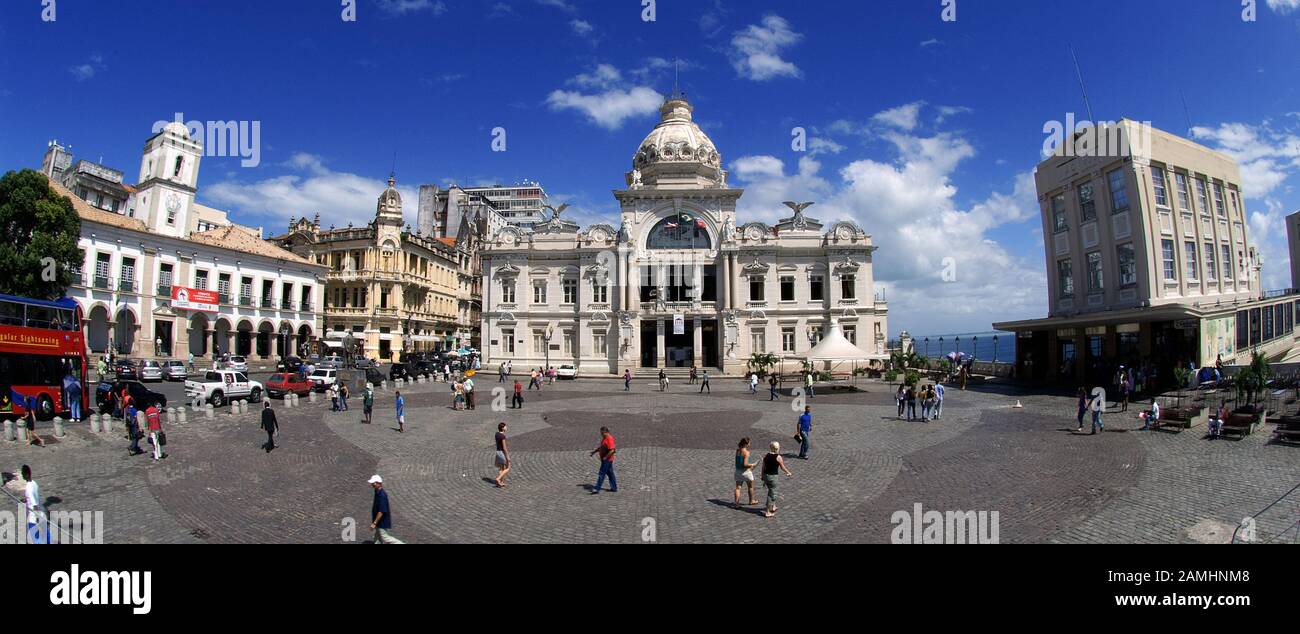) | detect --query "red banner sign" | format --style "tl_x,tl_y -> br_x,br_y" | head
172,286 -> 220,312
